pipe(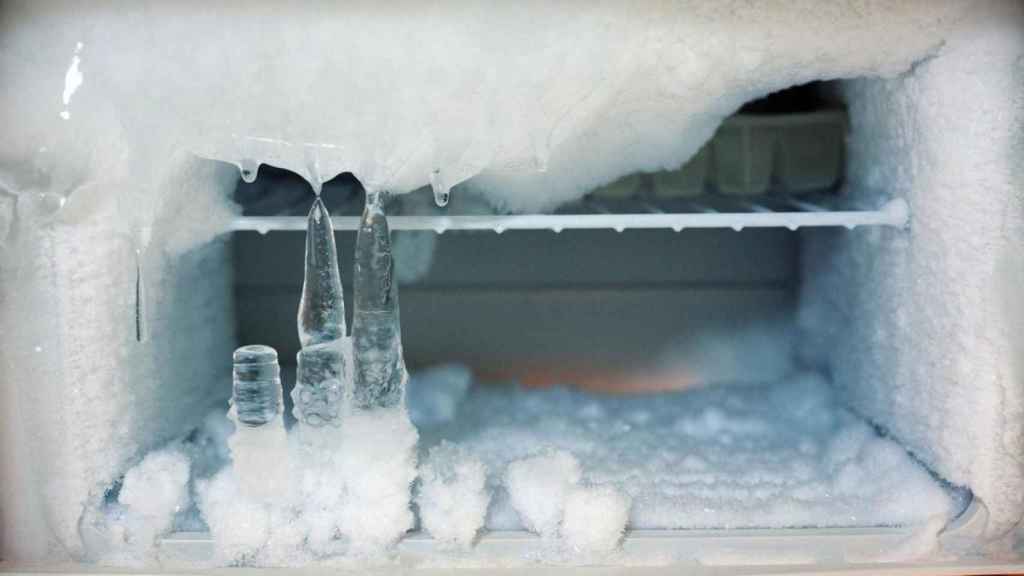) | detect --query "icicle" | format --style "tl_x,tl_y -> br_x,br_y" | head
297,198 -> 345,347
293,197 -> 348,427
429,169 -> 450,207
134,247 -> 146,343
351,190 -> 407,410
